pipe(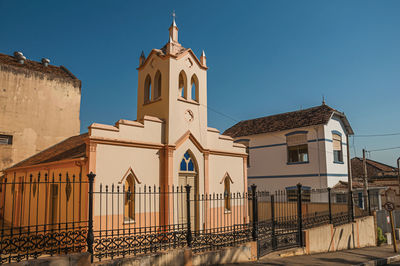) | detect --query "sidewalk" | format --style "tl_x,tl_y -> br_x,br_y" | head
224,245 -> 400,265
